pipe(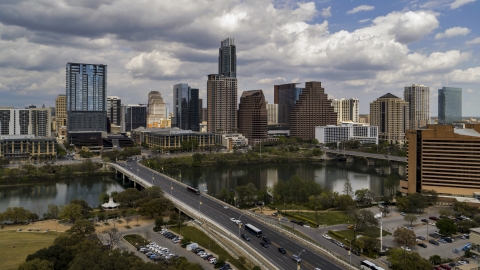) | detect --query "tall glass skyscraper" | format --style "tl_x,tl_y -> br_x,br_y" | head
438,87 -> 462,124
274,83 -> 303,126
121,105 -> 147,132
66,63 -> 107,132
218,38 -> 236,78
173,83 -> 199,131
